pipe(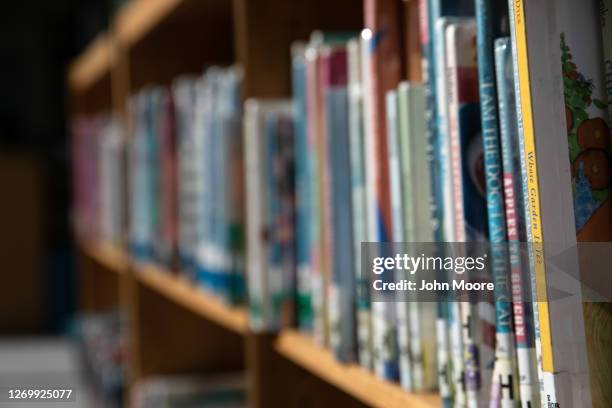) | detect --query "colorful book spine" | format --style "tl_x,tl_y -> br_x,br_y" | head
363,0 -> 401,244
506,3 -> 545,406
219,67 -> 246,305
474,1 -> 518,407
495,37 -> 540,408
305,43 -> 327,346
446,20 -> 493,407
418,1 -> 453,404
348,36 -> 373,370
292,43 -> 314,331
322,45 -> 357,363
510,0 -> 606,405
435,15 -> 475,244
364,0 -> 403,383
243,100 -> 295,331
